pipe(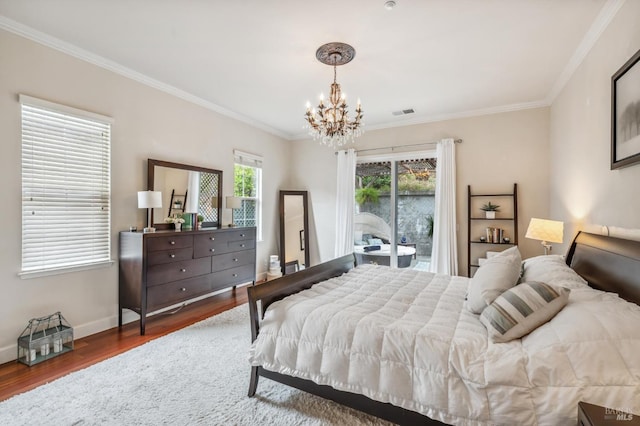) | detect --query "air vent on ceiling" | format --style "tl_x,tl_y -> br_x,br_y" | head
392,108 -> 415,116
